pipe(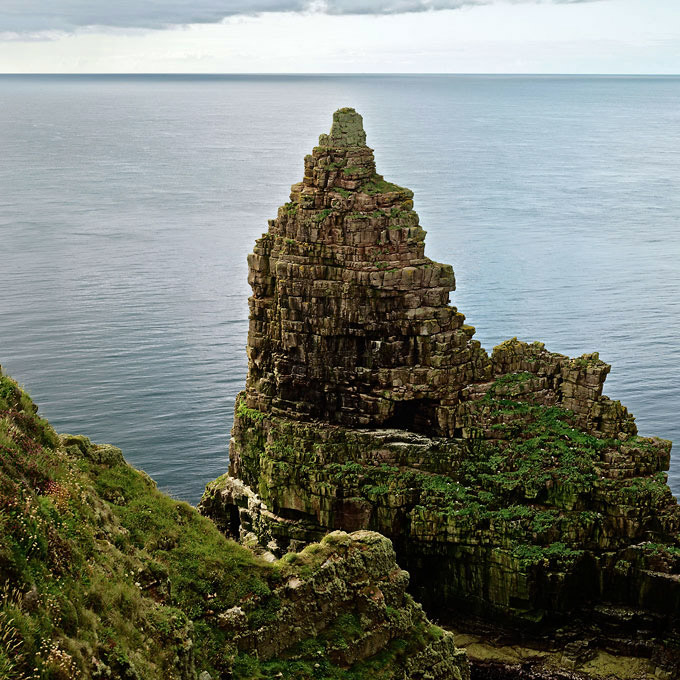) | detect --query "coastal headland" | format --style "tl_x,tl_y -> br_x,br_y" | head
1,108 -> 678,680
